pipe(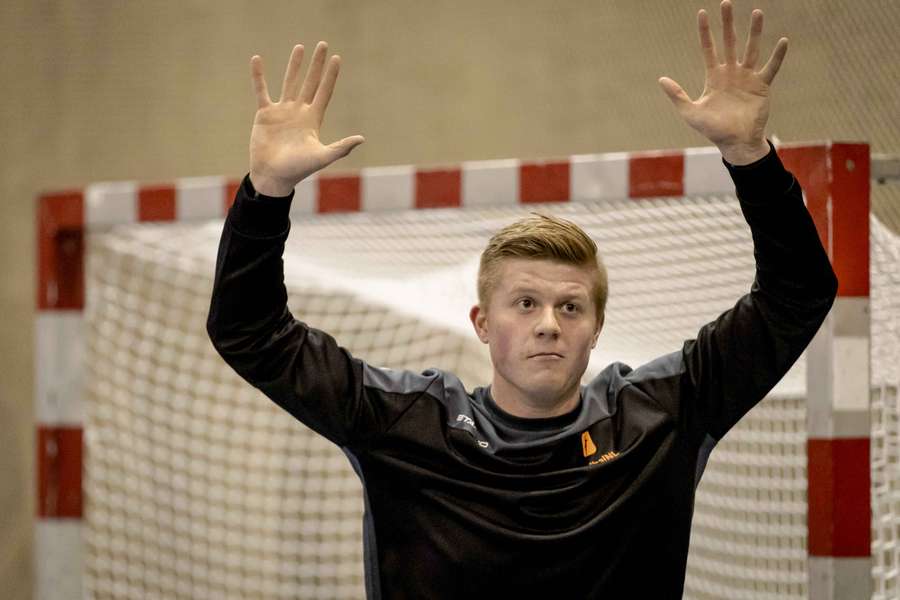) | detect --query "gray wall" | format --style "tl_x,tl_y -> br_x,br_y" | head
3,1 -> 898,597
